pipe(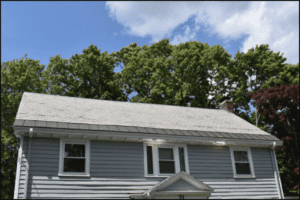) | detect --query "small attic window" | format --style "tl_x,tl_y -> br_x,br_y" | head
230,147 -> 255,178
58,139 -> 90,177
